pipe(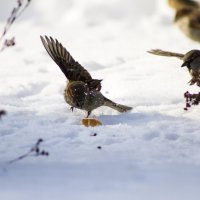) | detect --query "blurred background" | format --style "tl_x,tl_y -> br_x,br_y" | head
0,0 -> 166,25
0,0 -> 177,62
